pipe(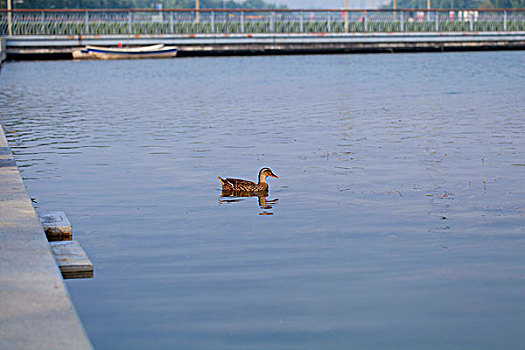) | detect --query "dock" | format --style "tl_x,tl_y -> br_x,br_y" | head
0,124 -> 93,349
38,210 -> 94,279
38,210 -> 73,241
50,241 -> 94,279
5,31 -> 525,59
